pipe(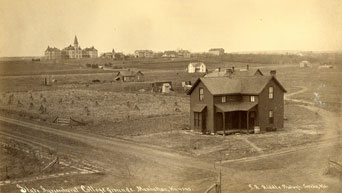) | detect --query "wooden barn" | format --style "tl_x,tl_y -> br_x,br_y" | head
115,70 -> 144,82
187,70 -> 286,134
